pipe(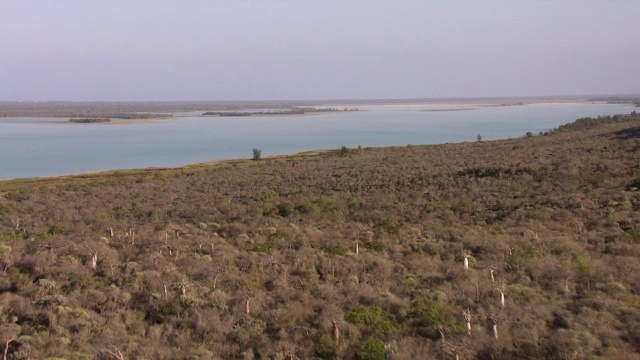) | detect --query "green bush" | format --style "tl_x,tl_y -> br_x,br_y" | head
345,305 -> 398,338
255,241 -> 278,254
314,334 -> 337,359
374,219 -> 403,235
277,202 -> 296,217
324,244 -> 349,256
364,241 -> 384,252
408,301 -> 449,328
623,229 -> 640,243
357,337 -> 386,360
252,147 -> 262,160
